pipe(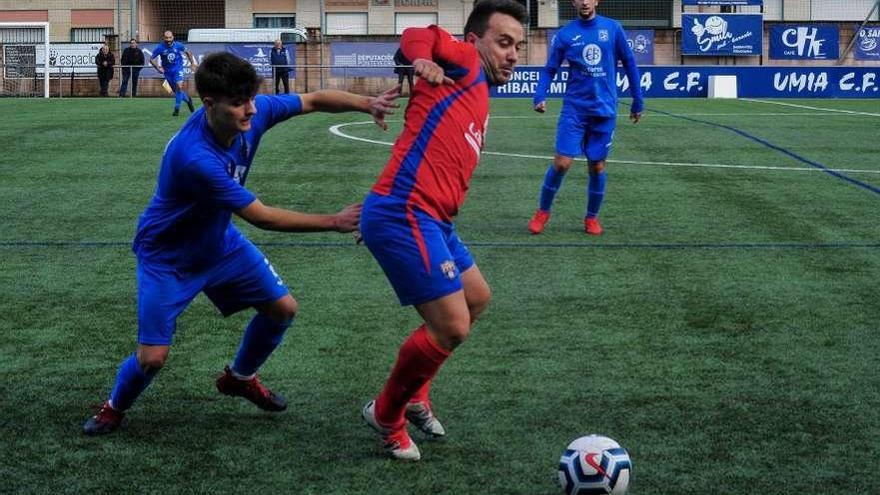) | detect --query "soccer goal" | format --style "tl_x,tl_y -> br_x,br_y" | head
0,22 -> 50,98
